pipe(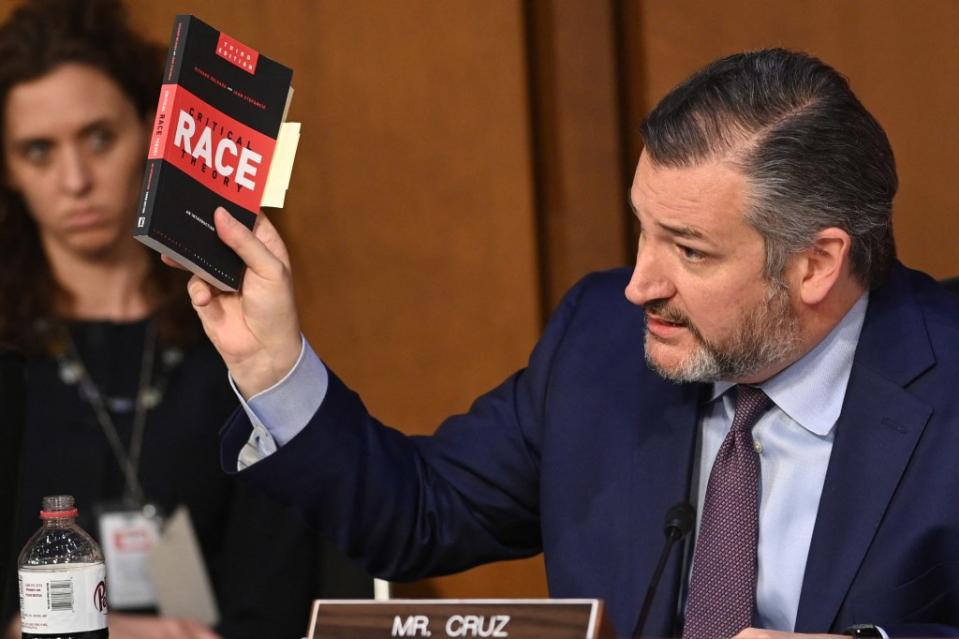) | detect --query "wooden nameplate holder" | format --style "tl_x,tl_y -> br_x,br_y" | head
306,598 -> 614,638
